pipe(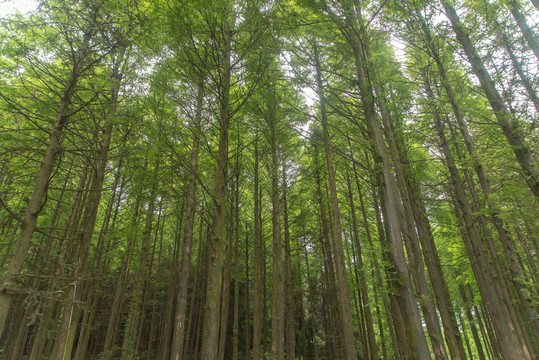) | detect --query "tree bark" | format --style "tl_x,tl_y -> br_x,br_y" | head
282,162 -> 295,360
200,7 -> 233,357
121,162 -> 160,360
50,50 -> 123,360
440,0 -> 539,197
425,69 -> 533,359
252,135 -> 263,360
313,41 -> 358,360
170,75 -> 204,360
344,170 -> 378,360
101,175 -> 144,360
269,91 -> 285,360
340,4 -> 430,357
0,36 -> 91,336
507,0 -> 539,61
